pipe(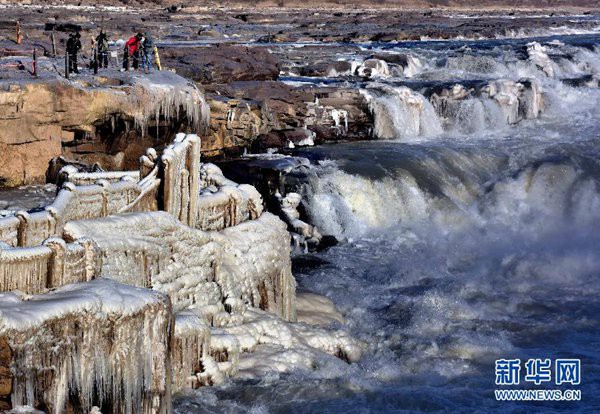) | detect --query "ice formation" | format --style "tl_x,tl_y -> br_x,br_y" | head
364,77 -> 545,139
362,84 -> 442,139
526,42 -> 556,77
0,279 -> 172,414
0,133 -> 360,412
198,163 -> 264,231
63,211 -> 295,319
356,59 -> 391,78
276,192 -> 322,252
401,55 -> 423,78
222,307 -> 362,379
128,73 -> 210,136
